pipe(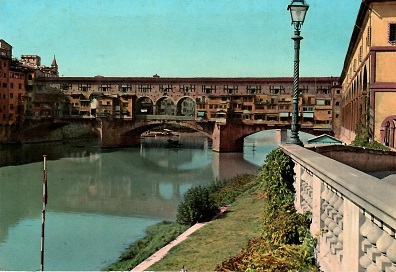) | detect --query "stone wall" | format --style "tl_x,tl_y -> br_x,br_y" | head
307,145 -> 396,172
